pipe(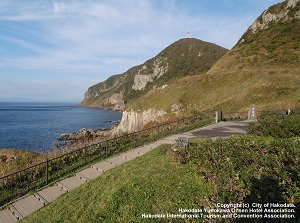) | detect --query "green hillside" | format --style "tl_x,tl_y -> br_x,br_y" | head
80,38 -> 228,109
128,0 -> 300,113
